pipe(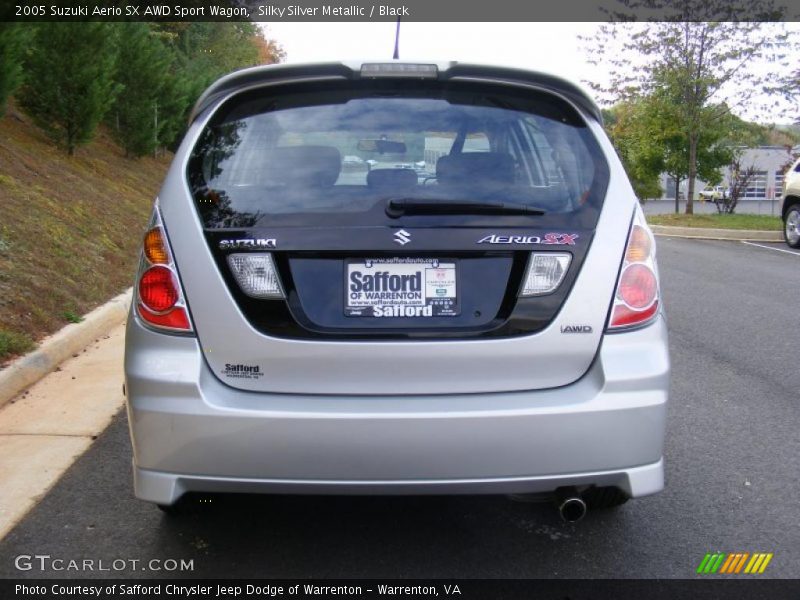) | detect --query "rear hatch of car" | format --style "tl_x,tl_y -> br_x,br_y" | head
158,62 -> 633,395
